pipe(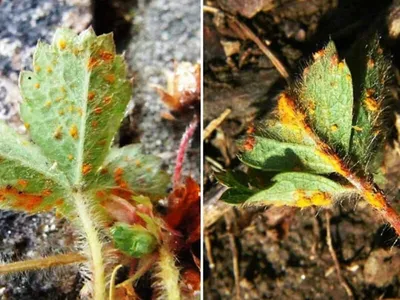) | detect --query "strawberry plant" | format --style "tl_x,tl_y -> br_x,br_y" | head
0,27 -> 198,299
218,37 -> 400,236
